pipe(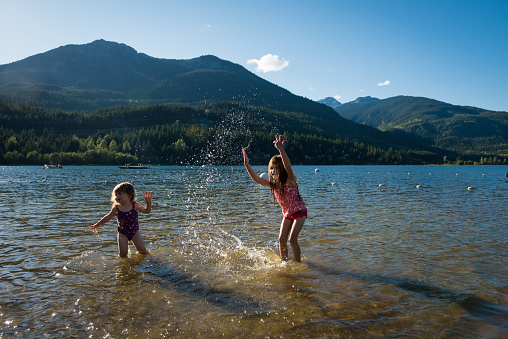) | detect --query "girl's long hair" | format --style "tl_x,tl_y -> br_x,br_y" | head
269,155 -> 287,200
110,182 -> 137,206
